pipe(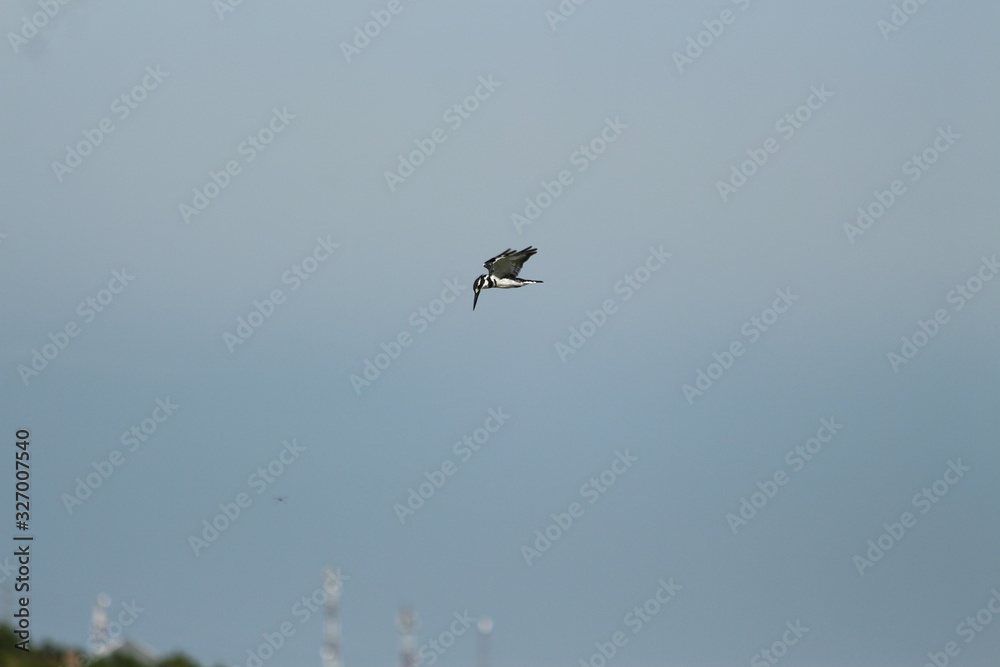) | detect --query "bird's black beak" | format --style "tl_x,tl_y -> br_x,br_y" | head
473,289 -> 480,310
